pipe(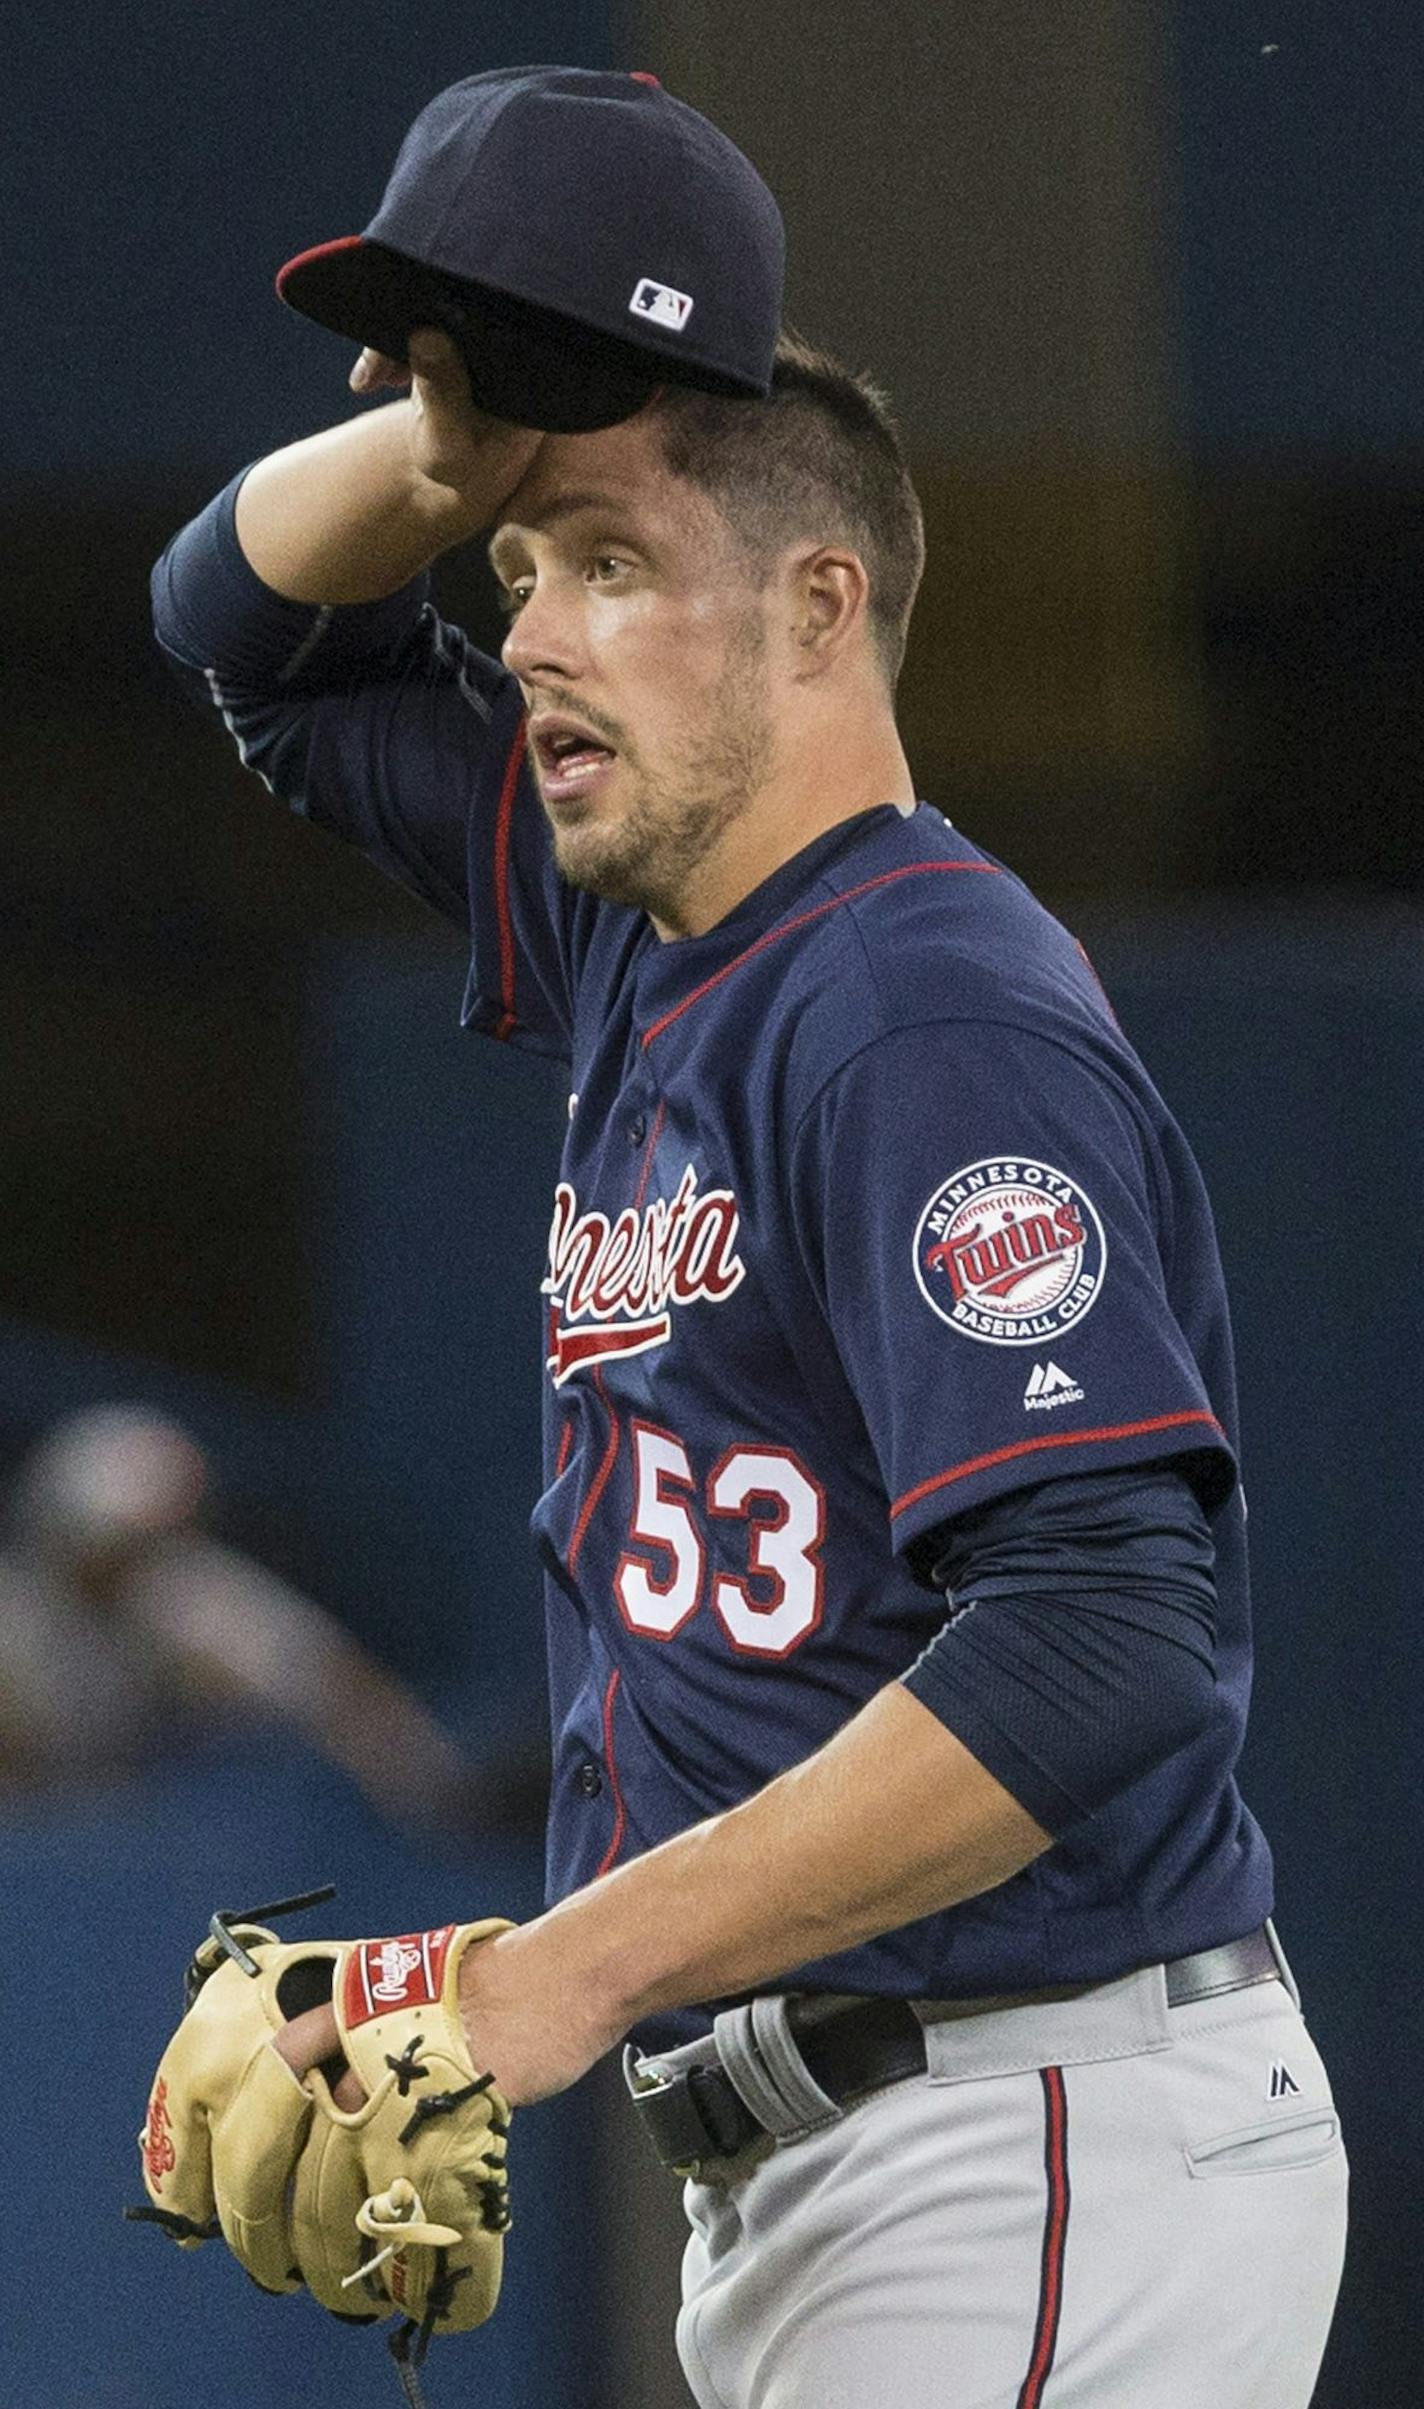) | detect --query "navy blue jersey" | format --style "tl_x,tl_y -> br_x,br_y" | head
154,480 -> 1273,2037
